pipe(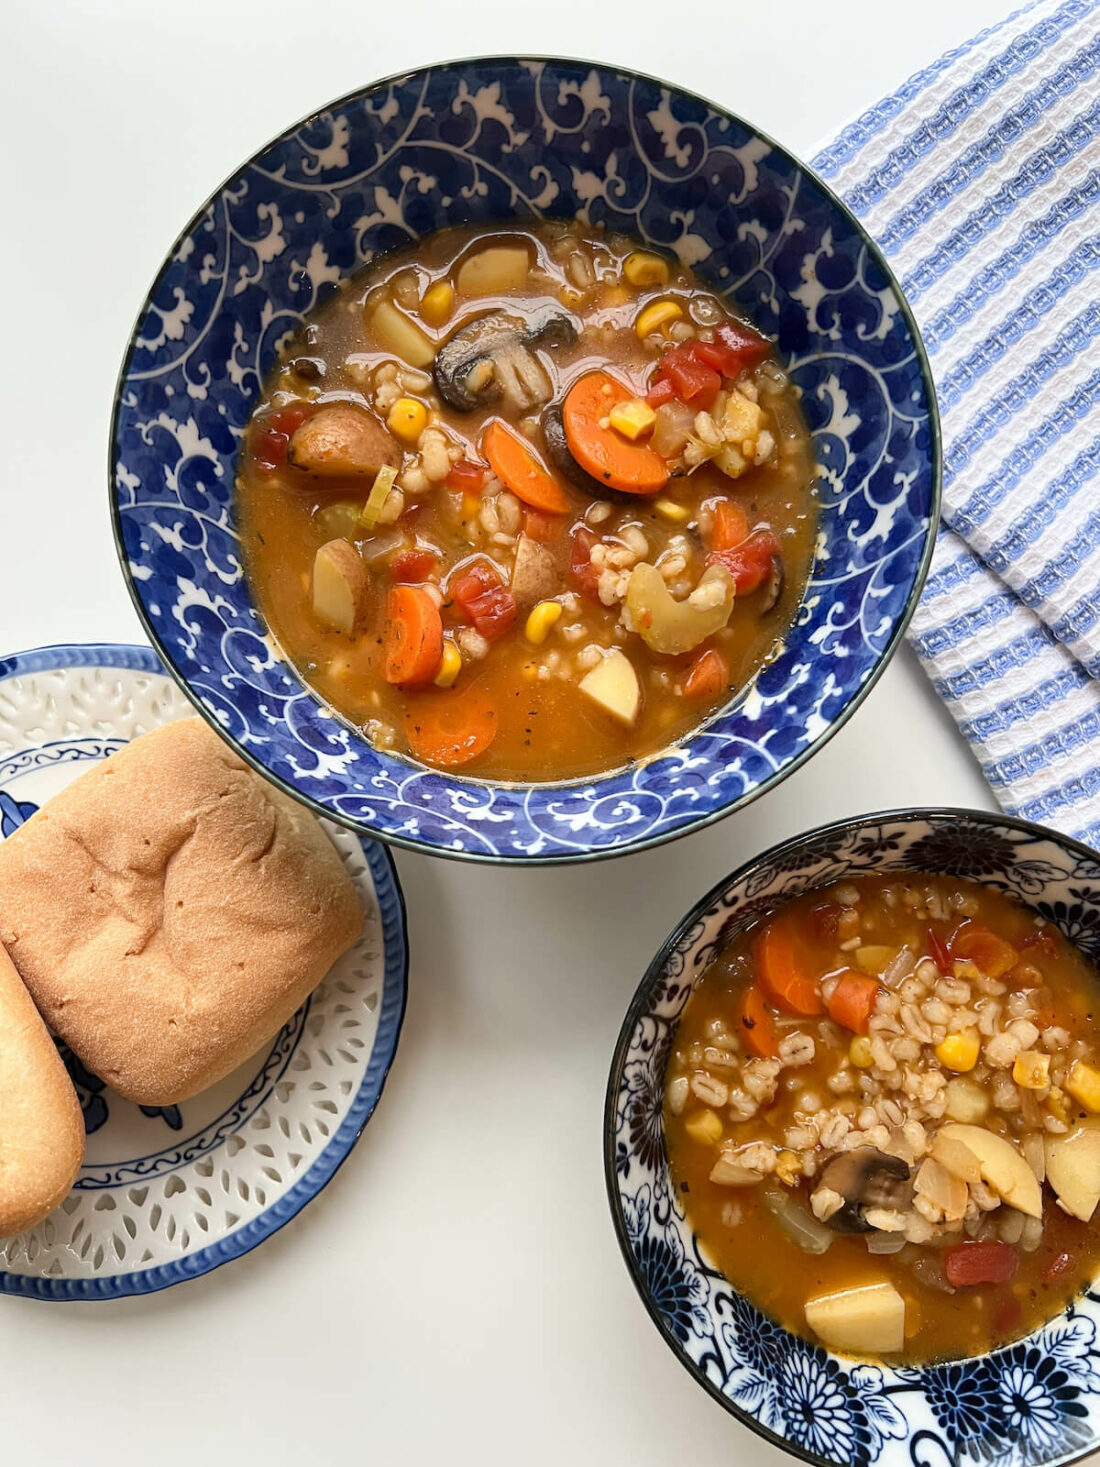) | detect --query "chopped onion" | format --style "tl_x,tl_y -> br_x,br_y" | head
358,527 -> 405,564
866,1231 -> 907,1255
883,945 -> 916,987
762,1190 -> 835,1255
652,401 -> 696,458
